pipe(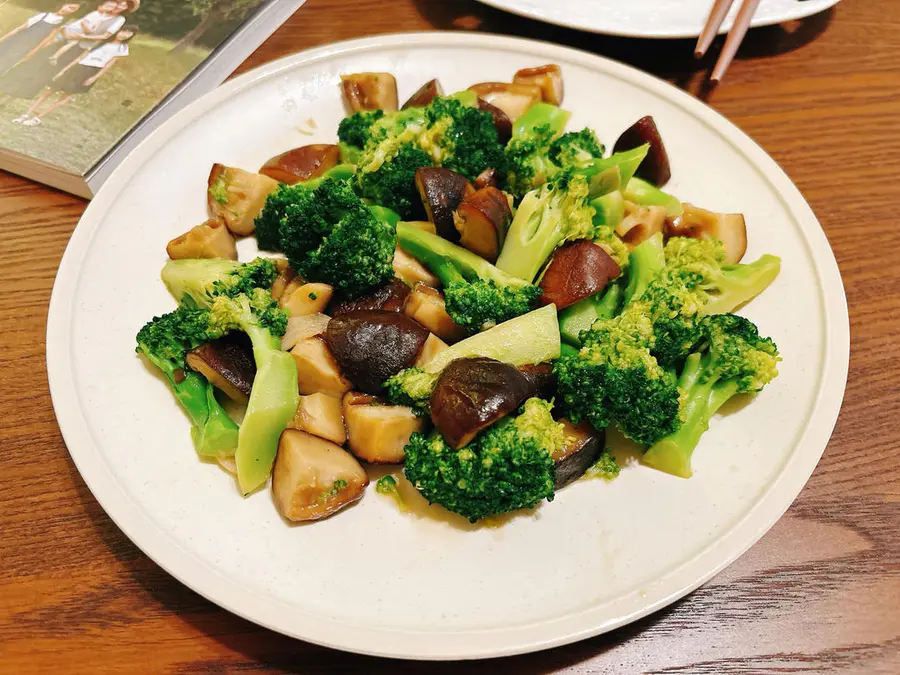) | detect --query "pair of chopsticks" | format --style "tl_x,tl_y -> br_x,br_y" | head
695,0 -> 762,82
